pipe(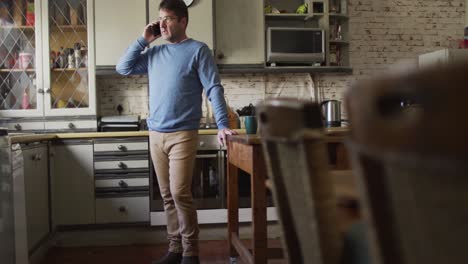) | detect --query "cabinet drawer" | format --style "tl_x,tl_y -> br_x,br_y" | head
94,142 -> 148,153
94,160 -> 149,170
3,121 -> 44,132
95,196 -> 149,223
95,178 -> 149,188
44,120 -> 97,131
